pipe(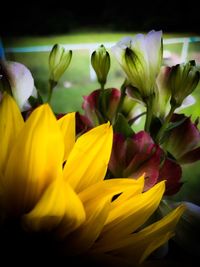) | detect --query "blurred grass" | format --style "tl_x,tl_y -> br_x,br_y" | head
4,32 -> 195,47
4,33 -> 132,47
4,32 -> 200,204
